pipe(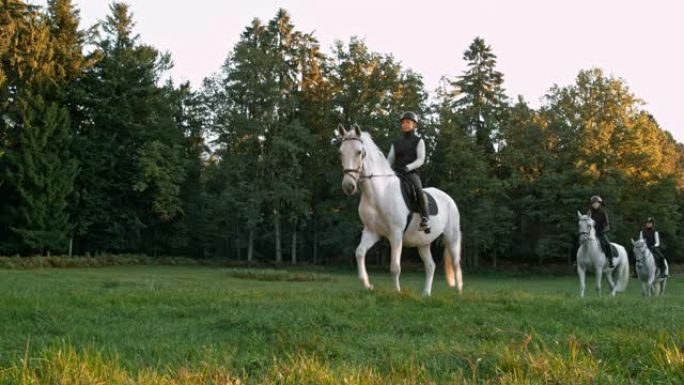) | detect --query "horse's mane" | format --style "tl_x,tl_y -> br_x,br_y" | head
359,132 -> 394,174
